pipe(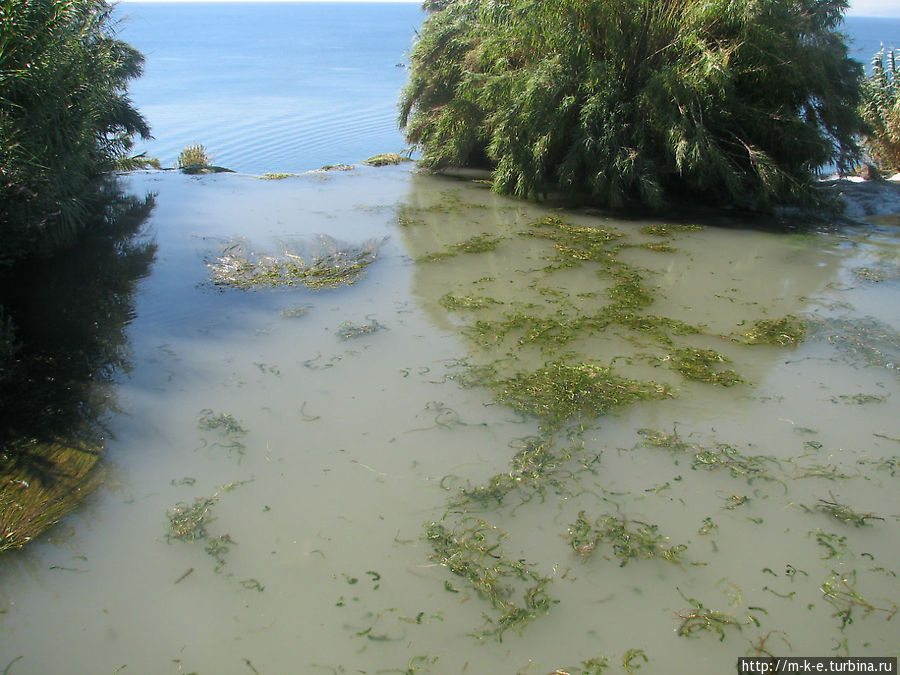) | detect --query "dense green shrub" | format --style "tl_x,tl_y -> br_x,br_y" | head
401,0 -> 865,211
860,48 -> 900,171
0,0 -> 150,262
